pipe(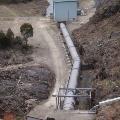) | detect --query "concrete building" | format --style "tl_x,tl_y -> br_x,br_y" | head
53,0 -> 77,22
